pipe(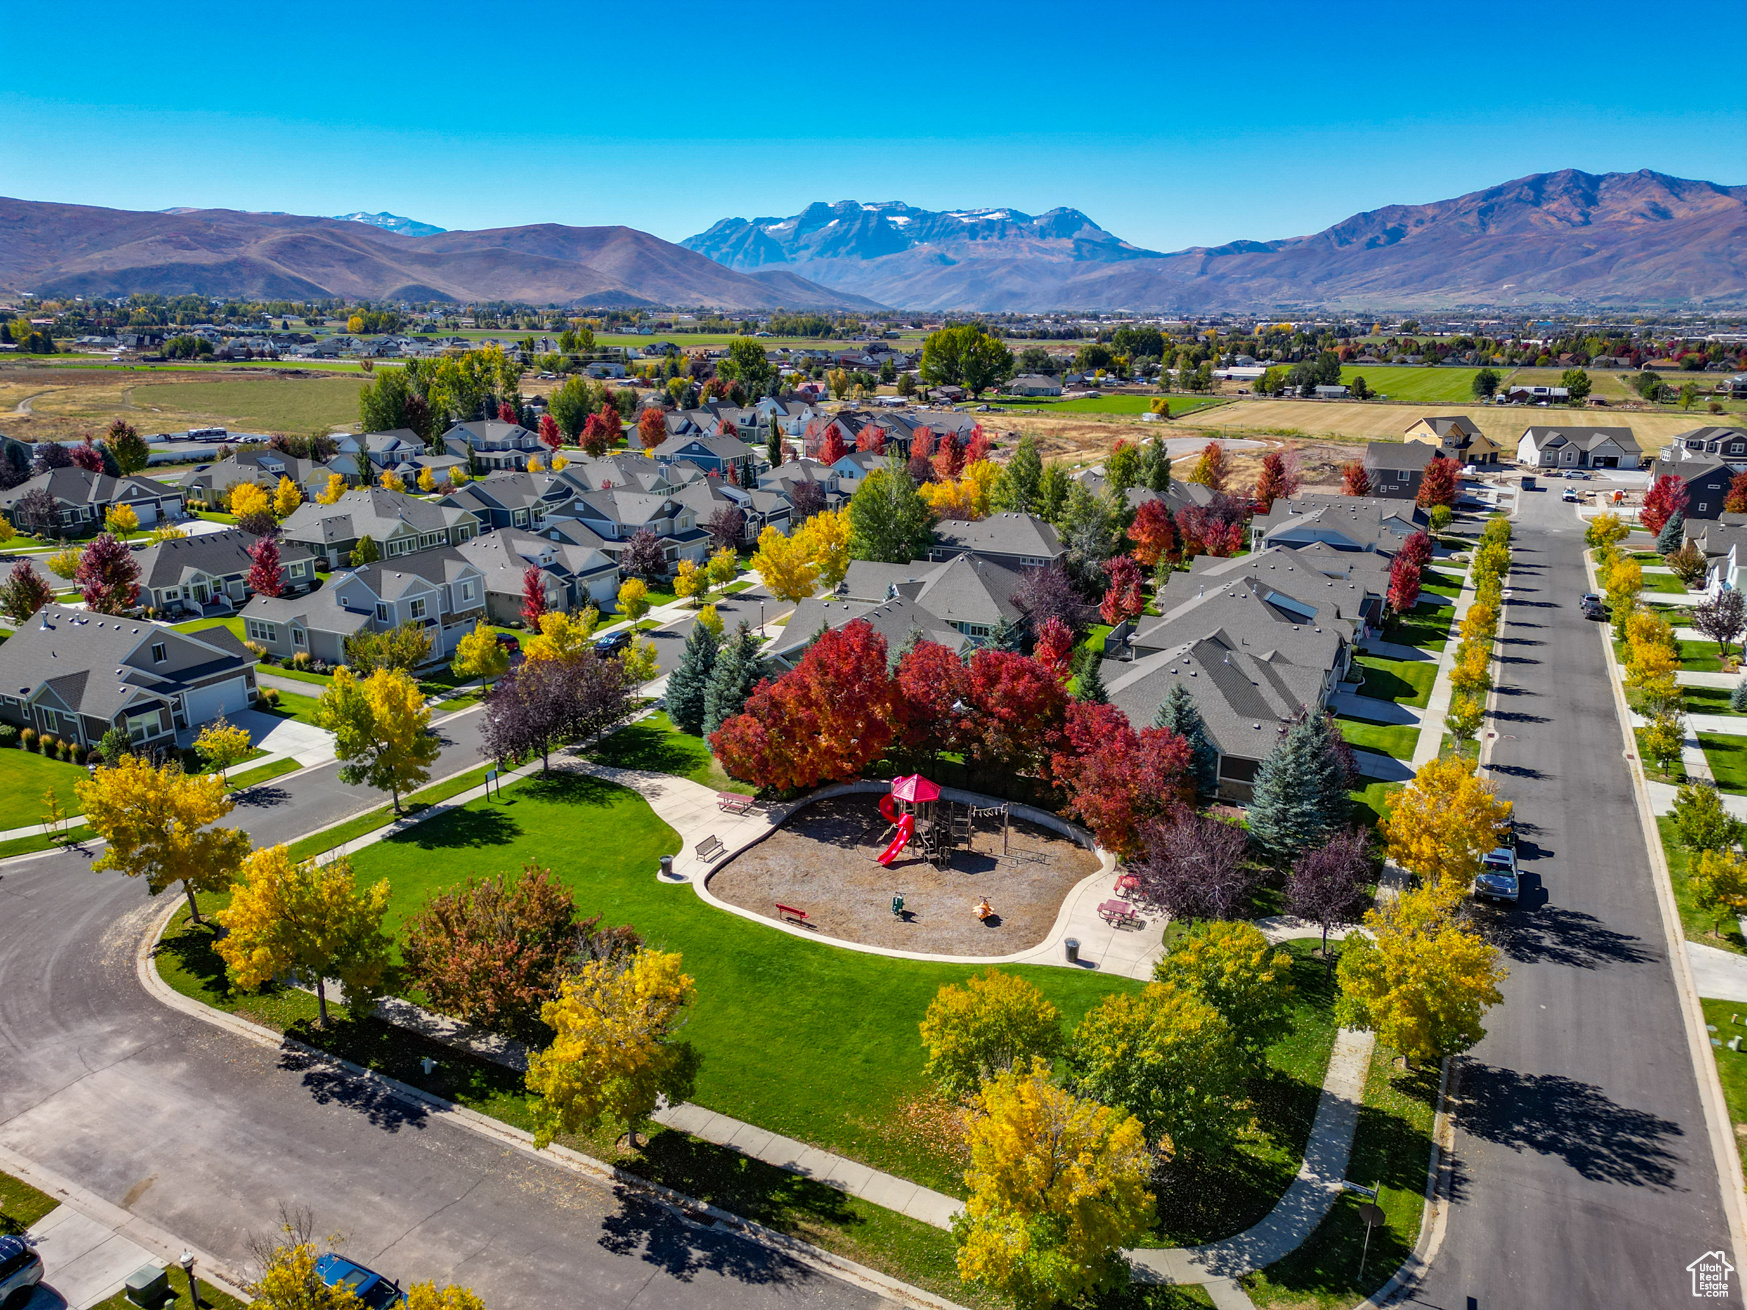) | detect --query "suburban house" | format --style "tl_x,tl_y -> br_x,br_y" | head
278,488 -> 481,569
335,429 -> 428,472
0,467 -> 184,534
1403,415 -> 1503,465
1006,374 -> 1063,397
651,432 -> 758,477
827,450 -> 886,495
1652,452 -> 1736,520
1361,442 -> 1438,500
563,488 -> 709,572
0,607 -> 258,751
133,528 -> 319,616
1251,495 -> 1427,555
454,527 -> 619,621
840,553 -> 1028,643
1515,425 -> 1643,470
179,450 -> 327,508
1661,427 -> 1747,472
240,553 -> 488,667
764,596 -> 965,668
438,470 -> 577,530
440,420 -> 545,472
928,513 -> 1065,569
1690,518 -> 1747,595
1150,547 -> 1387,642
